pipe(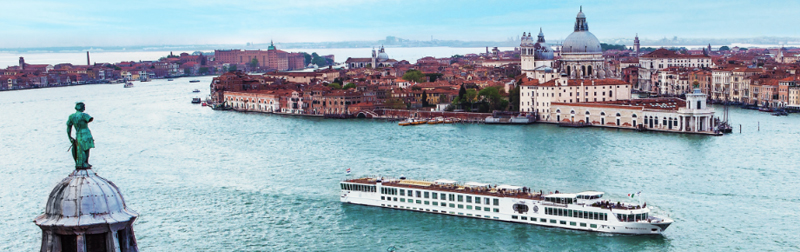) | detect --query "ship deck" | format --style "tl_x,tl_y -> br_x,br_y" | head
343,177 -> 645,211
